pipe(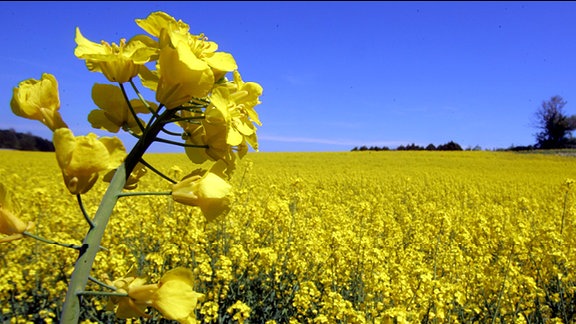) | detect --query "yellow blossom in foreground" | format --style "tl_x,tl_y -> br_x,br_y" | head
106,267 -> 202,324
88,83 -> 157,135
152,268 -> 204,324
0,183 -> 33,243
74,27 -> 156,83
10,73 -> 68,131
155,29 -> 214,109
134,12 -> 214,108
136,11 -> 237,82
182,115 -> 229,164
106,271 -> 155,319
201,70 -> 262,156
53,128 -> 126,194
172,162 -> 232,222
